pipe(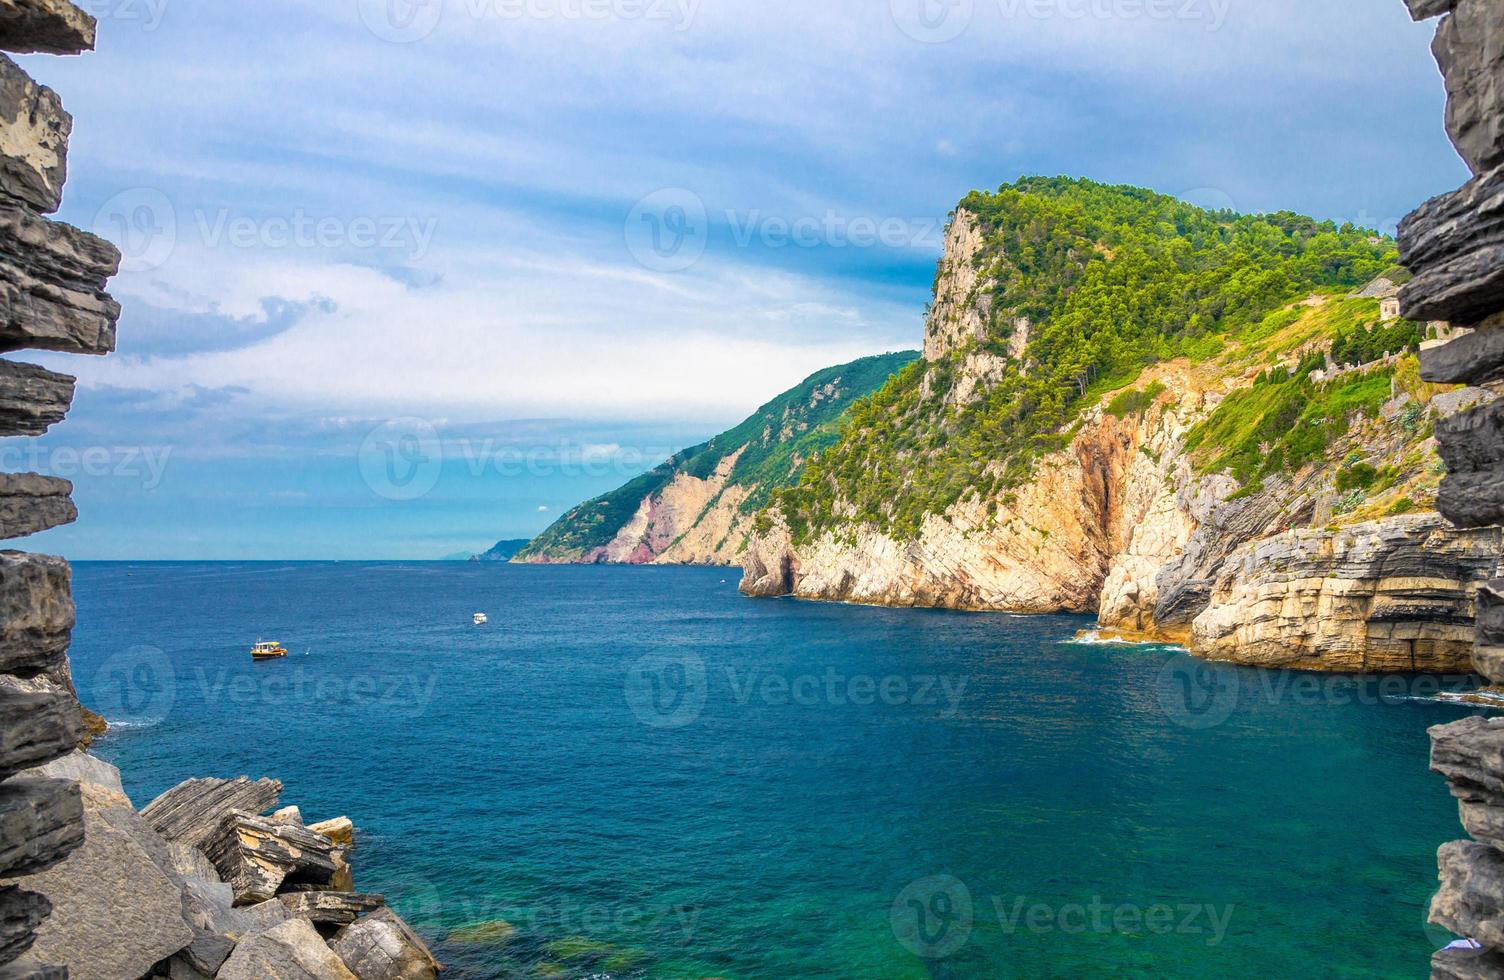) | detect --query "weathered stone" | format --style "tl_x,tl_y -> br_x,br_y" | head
0,961 -> 66,980
1439,397 -> 1504,474
1439,470 -> 1504,531
1432,0 -> 1504,175
272,805 -> 304,826
278,892 -> 384,927
1461,796 -> 1504,853
0,475 -> 73,539
216,918 -> 358,980
167,841 -> 220,884
0,675 -> 79,780
0,361 -> 71,436
1408,0 -> 1457,19
21,791 -> 194,980
202,810 -> 339,905
1190,515 -> 1502,671
20,749 -> 122,798
0,0 -> 95,55
1434,840 -> 1504,950
1433,716 -> 1504,801
1422,329 -> 1504,387
140,776 -> 282,850
0,552 -> 70,680
1432,943 -> 1504,980
308,816 -> 354,847
331,908 -> 441,980
0,777 -> 80,877
0,203 -> 119,356
0,887 -> 48,965
0,55 -> 66,213
1400,166 -> 1504,324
